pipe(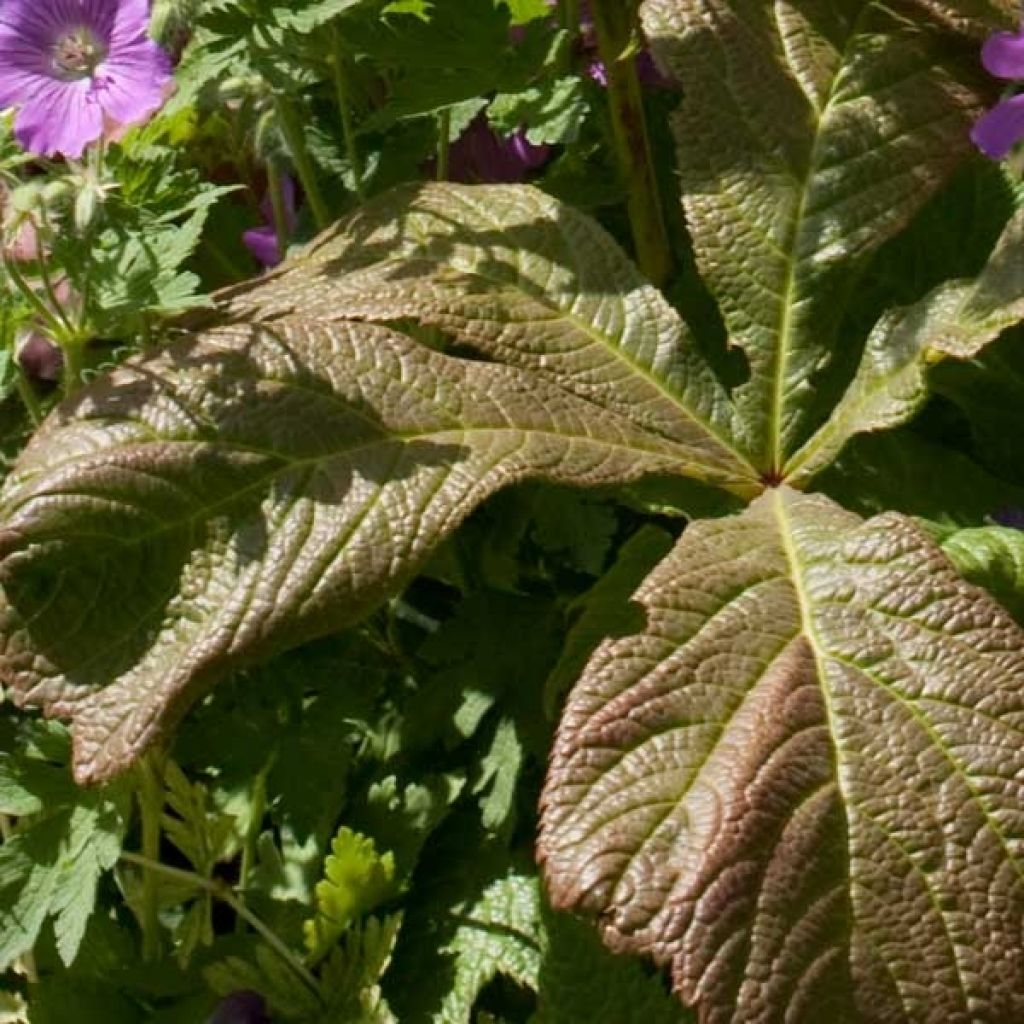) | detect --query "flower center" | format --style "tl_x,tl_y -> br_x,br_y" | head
51,26 -> 106,79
